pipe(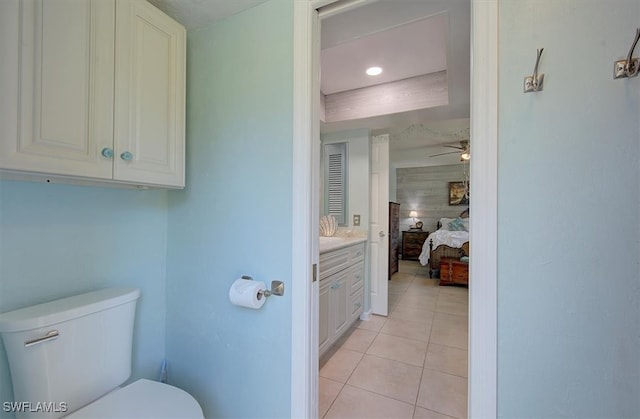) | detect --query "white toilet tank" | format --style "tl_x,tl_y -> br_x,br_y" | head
0,288 -> 141,419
